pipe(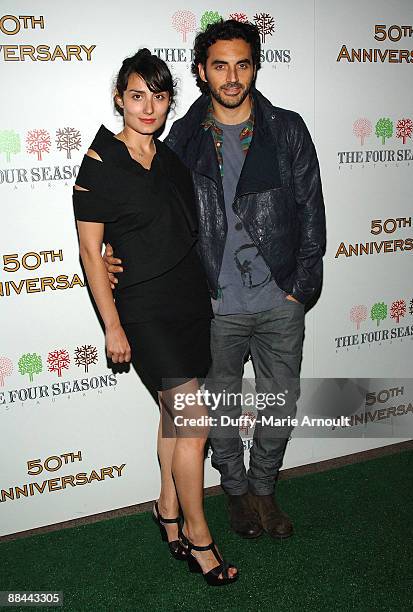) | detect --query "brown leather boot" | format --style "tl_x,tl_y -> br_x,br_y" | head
227,493 -> 263,539
249,493 -> 293,539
